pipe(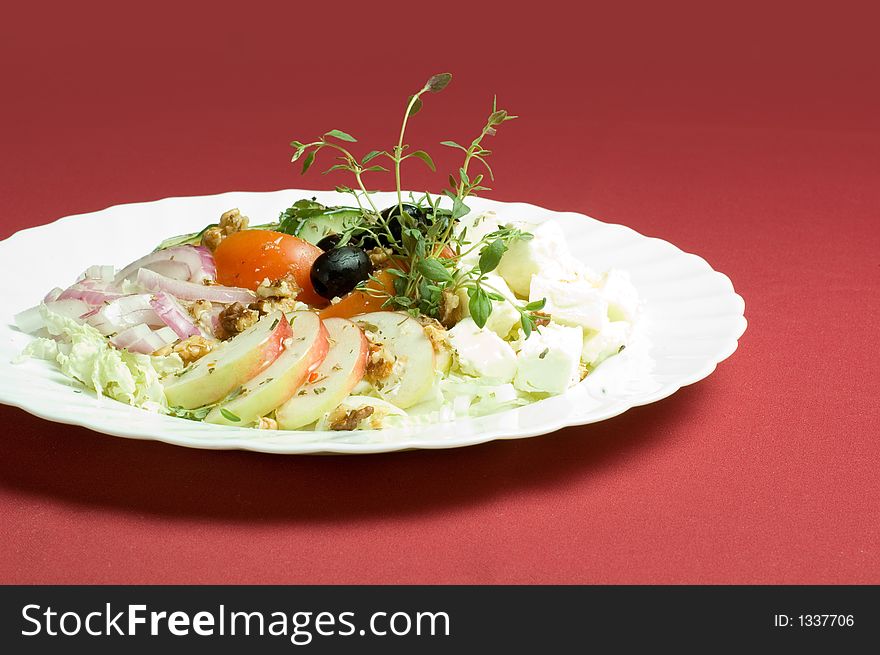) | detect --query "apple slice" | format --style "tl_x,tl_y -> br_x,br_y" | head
164,310 -> 291,409
275,318 -> 369,430
205,311 -> 329,426
352,311 -> 435,409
